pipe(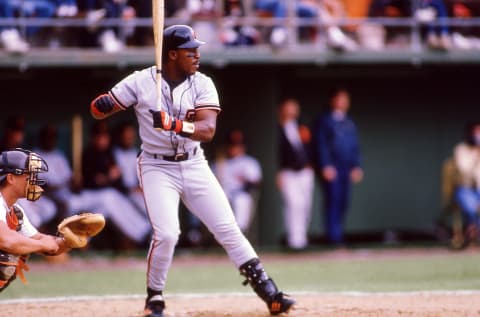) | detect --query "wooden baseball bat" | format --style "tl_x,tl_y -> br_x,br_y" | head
152,0 -> 165,111
71,114 -> 83,187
